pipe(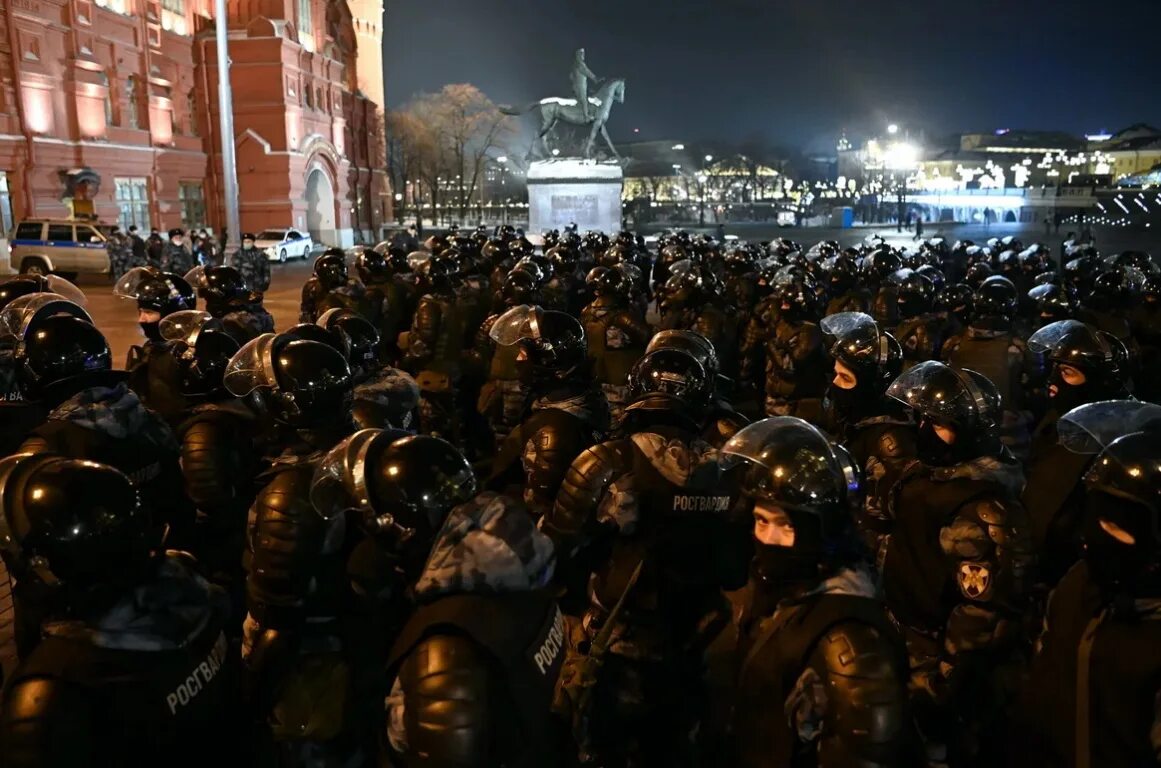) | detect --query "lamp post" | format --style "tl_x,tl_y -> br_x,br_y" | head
884,140 -> 918,234
697,173 -> 708,226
